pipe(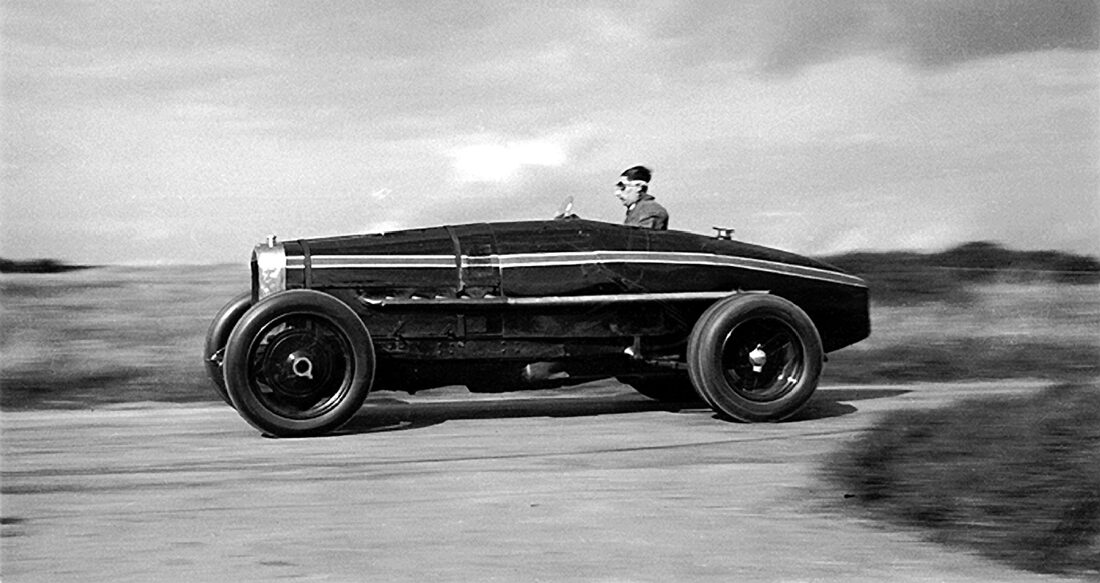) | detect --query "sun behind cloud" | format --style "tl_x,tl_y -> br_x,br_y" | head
450,138 -> 568,184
